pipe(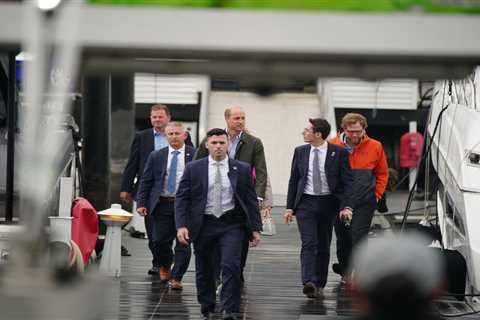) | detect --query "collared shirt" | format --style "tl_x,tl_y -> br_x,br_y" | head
304,142 -> 331,195
153,129 -> 168,151
161,145 -> 186,197
227,131 -> 242,159
340,132 -> 354,154
204,156 -> 235,216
